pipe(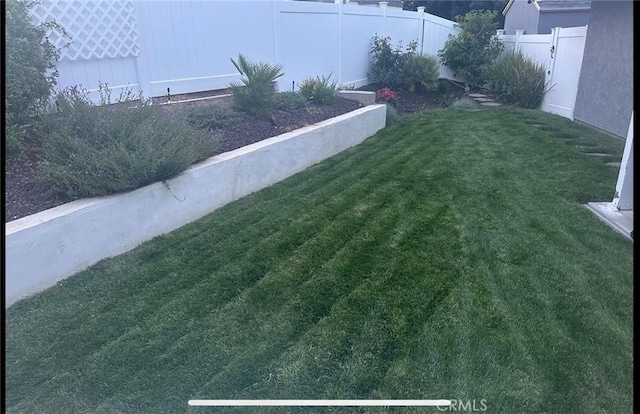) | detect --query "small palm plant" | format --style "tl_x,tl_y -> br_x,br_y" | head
230,54 -> 284,124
